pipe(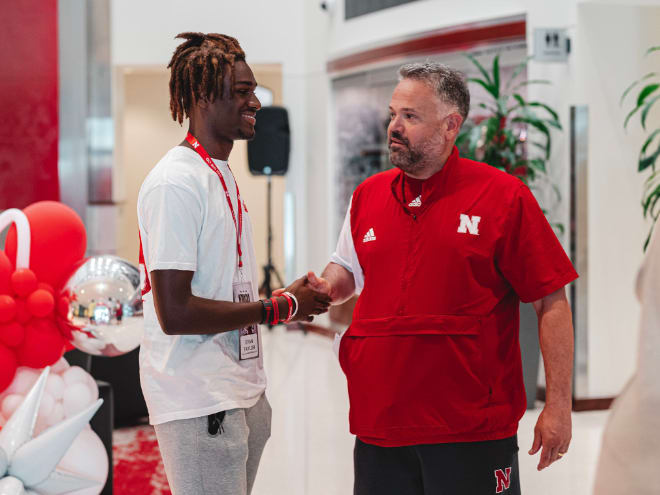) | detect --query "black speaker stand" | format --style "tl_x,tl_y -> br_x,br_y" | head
259,172 -> 285,328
